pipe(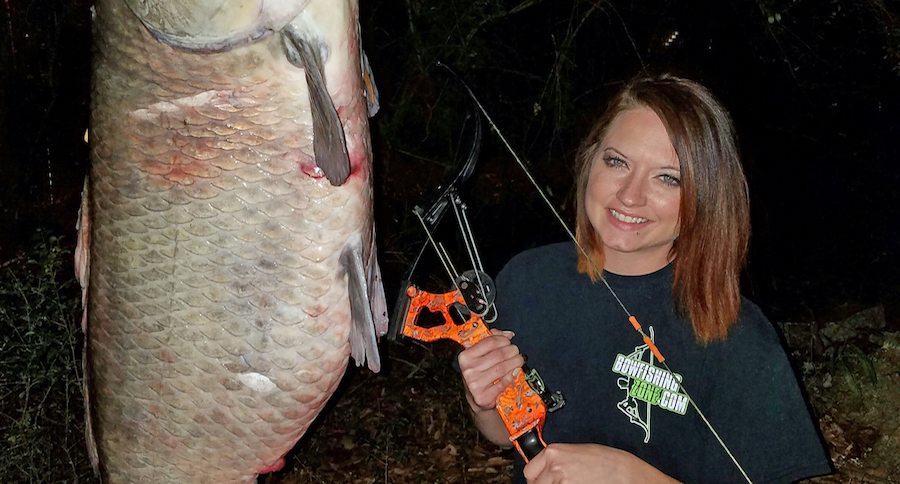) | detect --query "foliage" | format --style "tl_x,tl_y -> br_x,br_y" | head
0,231 -> 93,481
783,307 -> 900,482
365,0 -> 607,177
